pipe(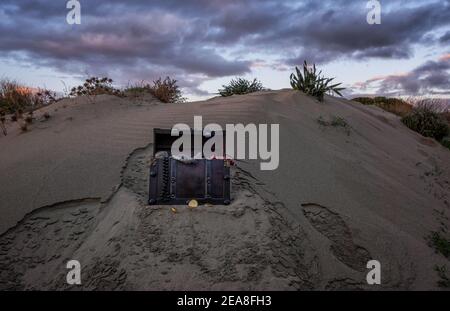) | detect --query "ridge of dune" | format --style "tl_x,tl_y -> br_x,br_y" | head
0,90 -> 449,290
